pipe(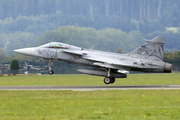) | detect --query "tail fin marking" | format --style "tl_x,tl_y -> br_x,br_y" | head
129,36 -> 164,61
